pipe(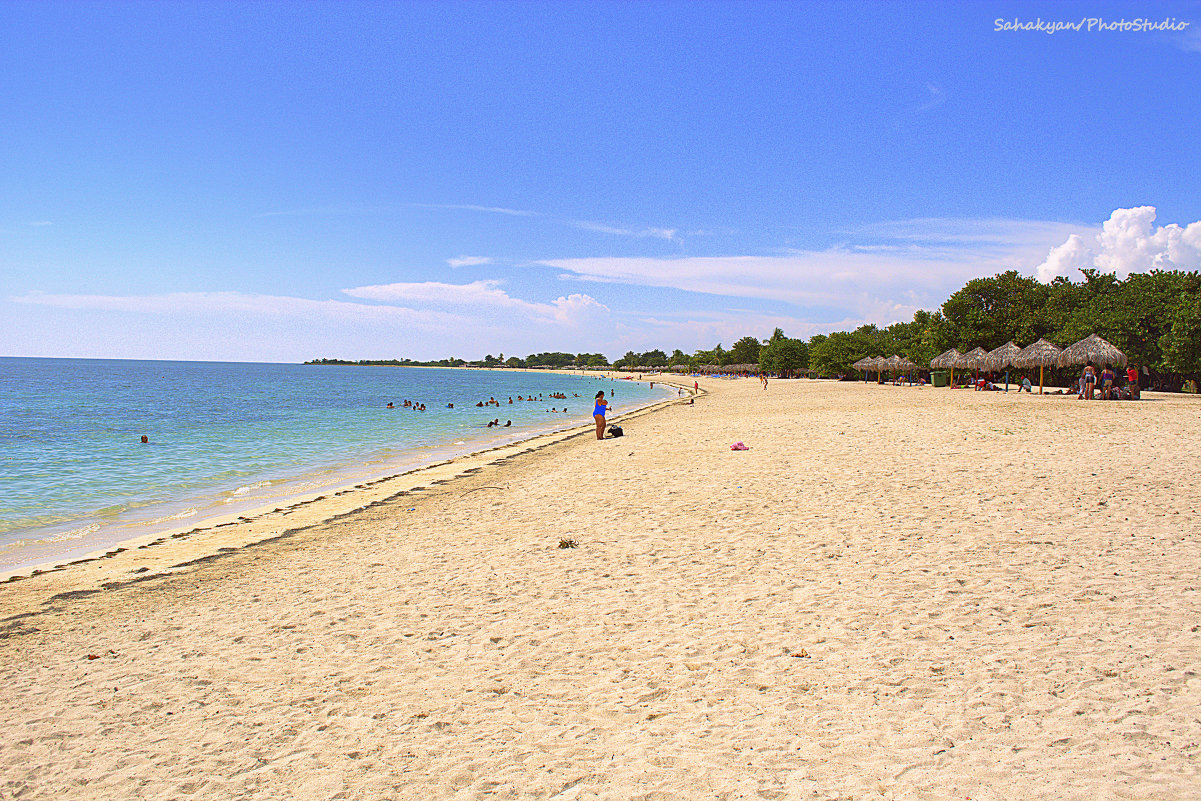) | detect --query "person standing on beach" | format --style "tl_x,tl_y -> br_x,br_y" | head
1082,363 -> 1097,400
593,391 -> 609,440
